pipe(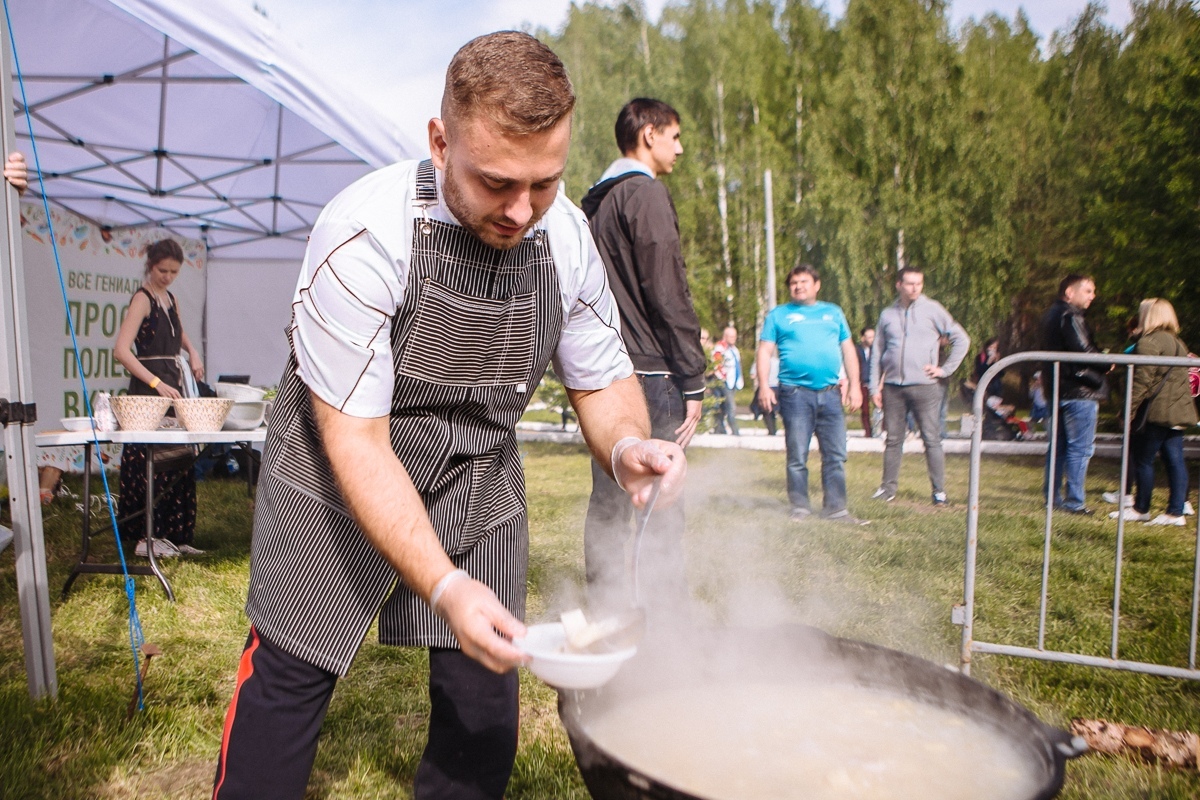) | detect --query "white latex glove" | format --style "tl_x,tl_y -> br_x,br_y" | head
432,570 -> 528,673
